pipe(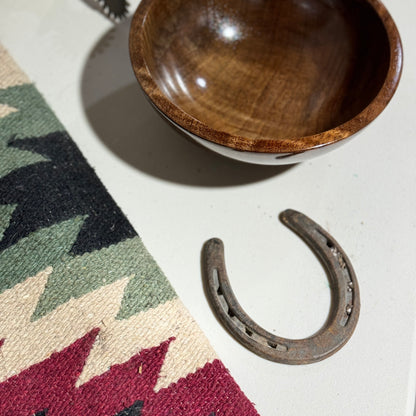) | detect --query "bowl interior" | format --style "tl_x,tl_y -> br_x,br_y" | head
139,0 -> 391,142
